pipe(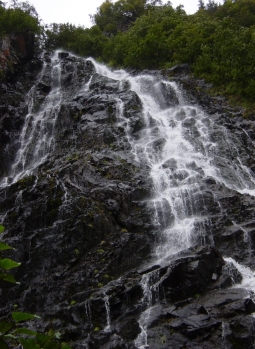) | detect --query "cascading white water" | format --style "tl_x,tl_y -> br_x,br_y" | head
88,58 -> 255,348
2,52 -> 255,251
2,52 -> 255,347
134,271 -> 160,348
224,257 -> 255,292
90,58 -> 255,261
10,52 -> 63,183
